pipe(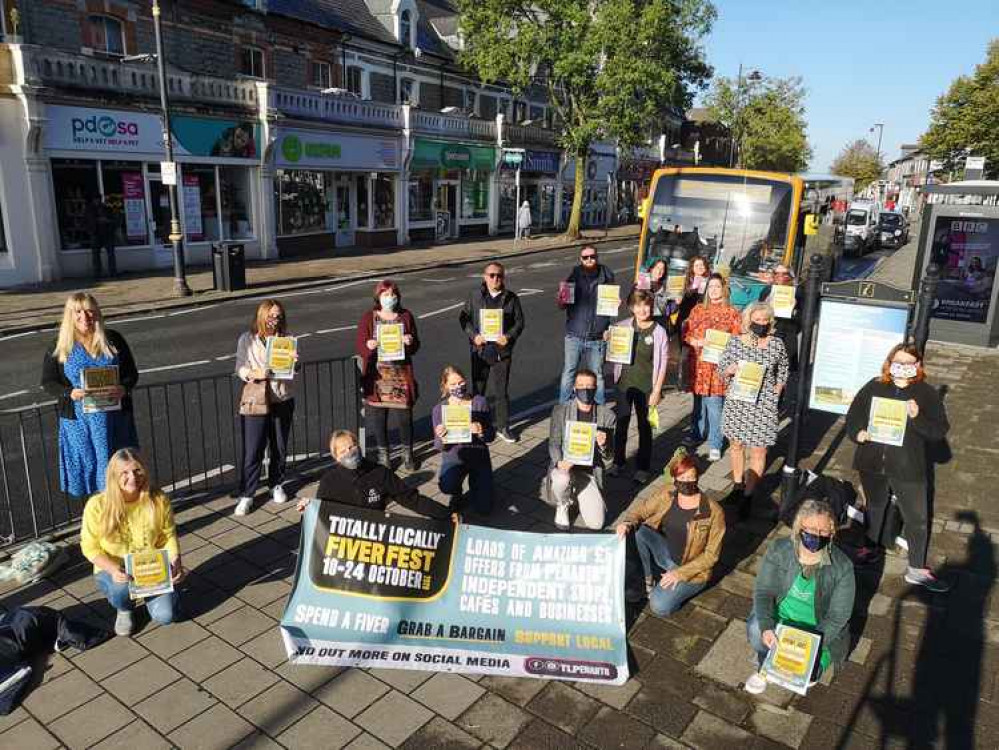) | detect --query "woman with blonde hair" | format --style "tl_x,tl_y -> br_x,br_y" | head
431,365 -> 495,515
81,448 -> 184,636
41,293 -> 138,500
718,301 -> 789,520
